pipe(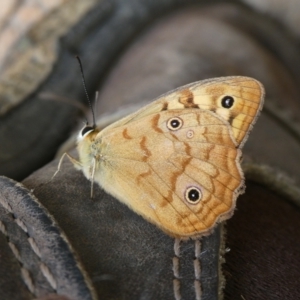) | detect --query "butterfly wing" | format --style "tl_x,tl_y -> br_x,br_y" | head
95,109 -> 243,238
103,76 -> 264,147
77,76 -> 264,237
